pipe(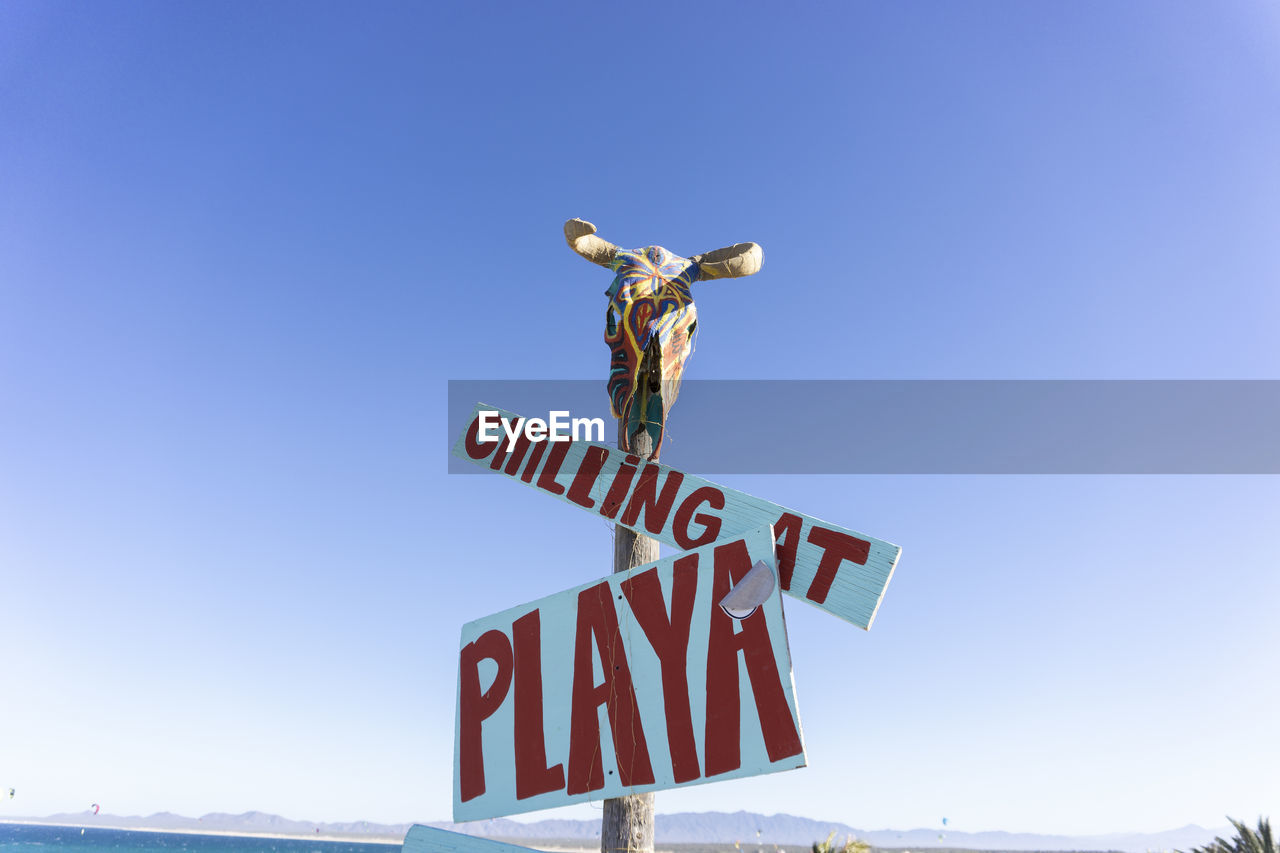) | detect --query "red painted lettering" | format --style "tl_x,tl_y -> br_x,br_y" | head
567,582 -> 655,794
599,454 -> 640,520
458,629 -> 514,802
512,610 -> 566,799
704,539 -> 803,777
772,513 -> 804,591
804,527 -> 871,604
620,464 -> 685,533
488,441 -> 509,471
536,440 -> 571,496
672,487 -> 725,549
503,431 -> 536,477
620,558 -> 700,783
519,439 -> 547,484
566,445 -> 609,509
463,417 -> 499,462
